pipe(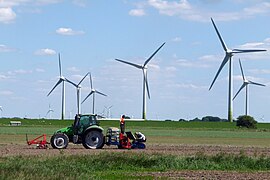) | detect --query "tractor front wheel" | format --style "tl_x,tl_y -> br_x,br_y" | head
82,130 -> 104,149
50,133 -> 69,149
